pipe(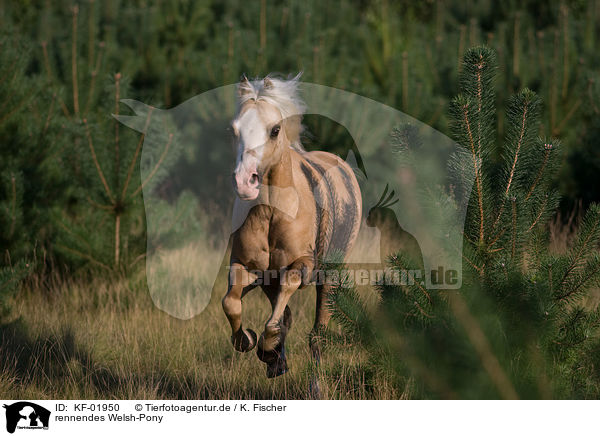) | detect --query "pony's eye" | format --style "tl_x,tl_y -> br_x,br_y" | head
270,125 -> 280,139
